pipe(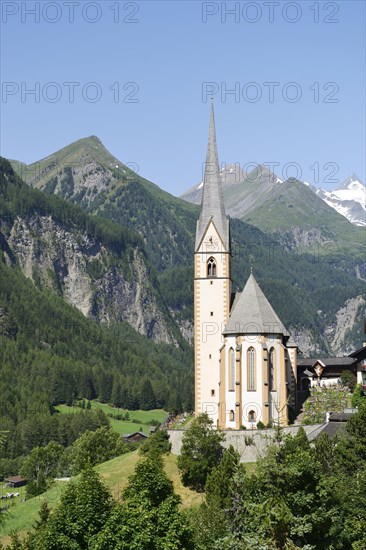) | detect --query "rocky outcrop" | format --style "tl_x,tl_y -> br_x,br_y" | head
169,313 -> 194,345
288,327 -> 322,357
325,295 -> 365,355
3,214 -> 176,344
